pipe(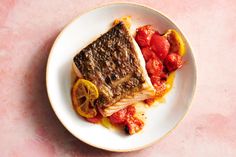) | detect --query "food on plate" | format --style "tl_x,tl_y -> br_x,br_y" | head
71,79 -> 99,118
113,16 -> 131,29
71,17 -> 185,134
163,29 -> 186,56
164,53 -> 183,72
136,25 -> 184,104
73,21 -> 155,118
150,33 -> 170,60
135,25 -> 155,47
